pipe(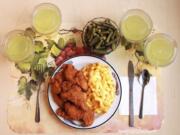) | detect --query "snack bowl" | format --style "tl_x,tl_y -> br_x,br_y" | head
82,18 -> 121,55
